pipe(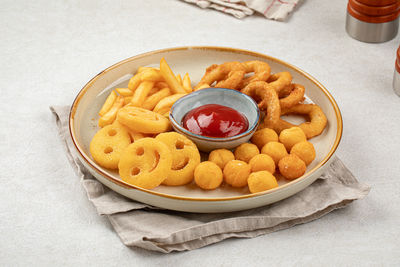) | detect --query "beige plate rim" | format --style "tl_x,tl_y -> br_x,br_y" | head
69,46 -> 343,202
